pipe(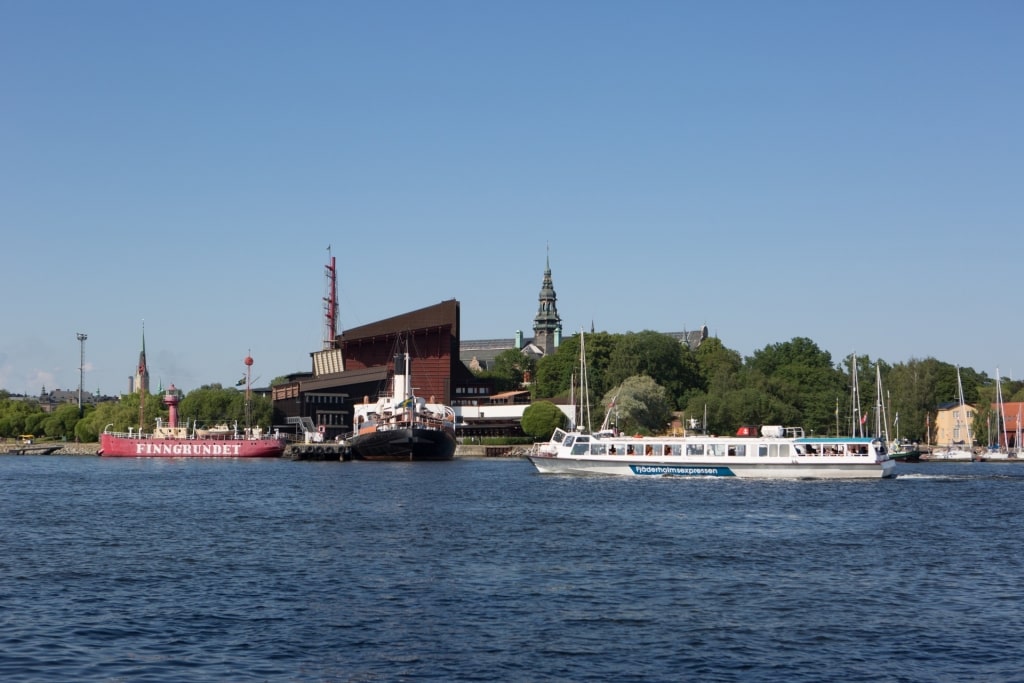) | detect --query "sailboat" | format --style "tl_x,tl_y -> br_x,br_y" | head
981,368 -> 1012,461
928,366 -> 974,461
875,363 -> 922,462
1016,405 -> 1023,459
